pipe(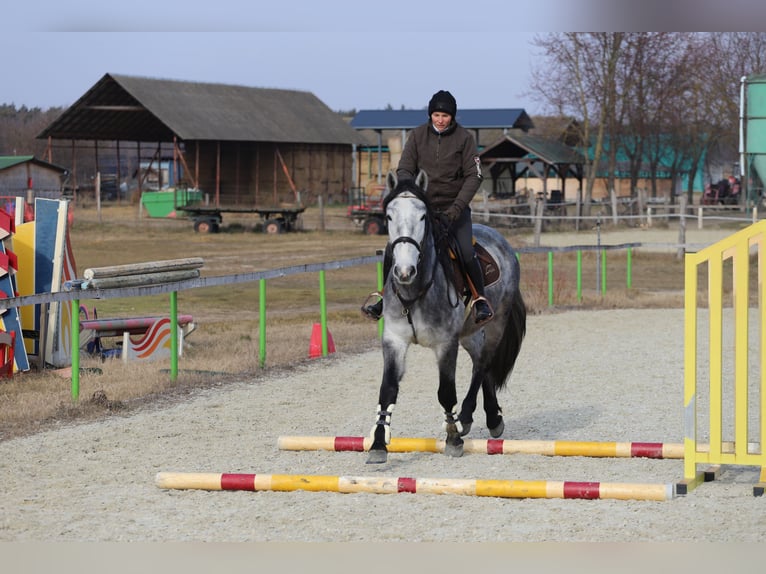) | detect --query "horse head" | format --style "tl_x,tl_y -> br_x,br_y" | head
383,171 -> 433,286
